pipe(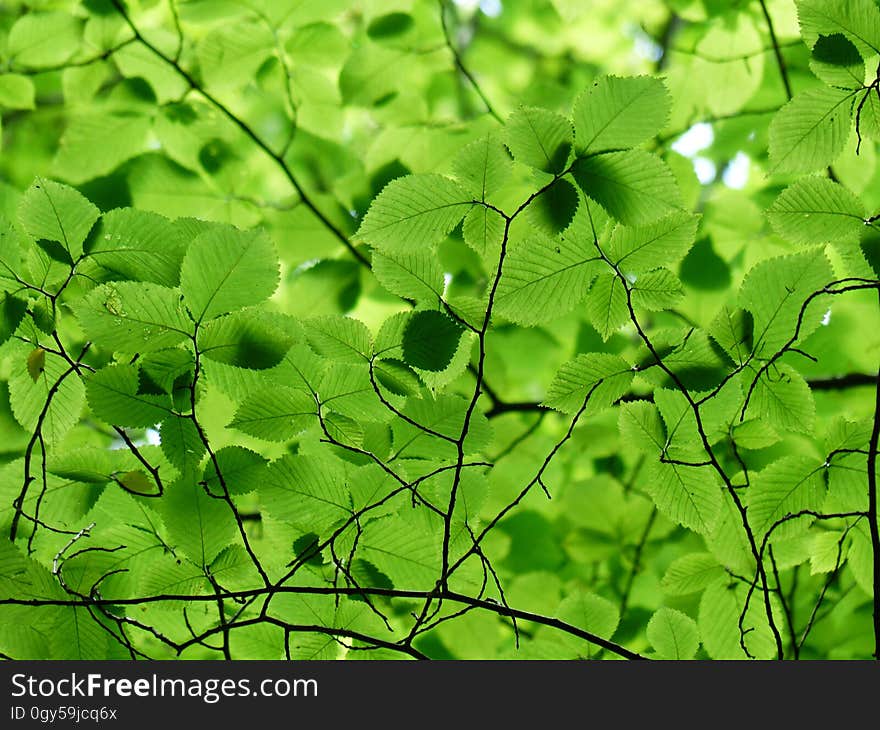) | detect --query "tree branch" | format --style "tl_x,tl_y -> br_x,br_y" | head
758,0 -> 793,100
866,296 -> 880,659
482,373 -> 877,419
437,0 -> 503,123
